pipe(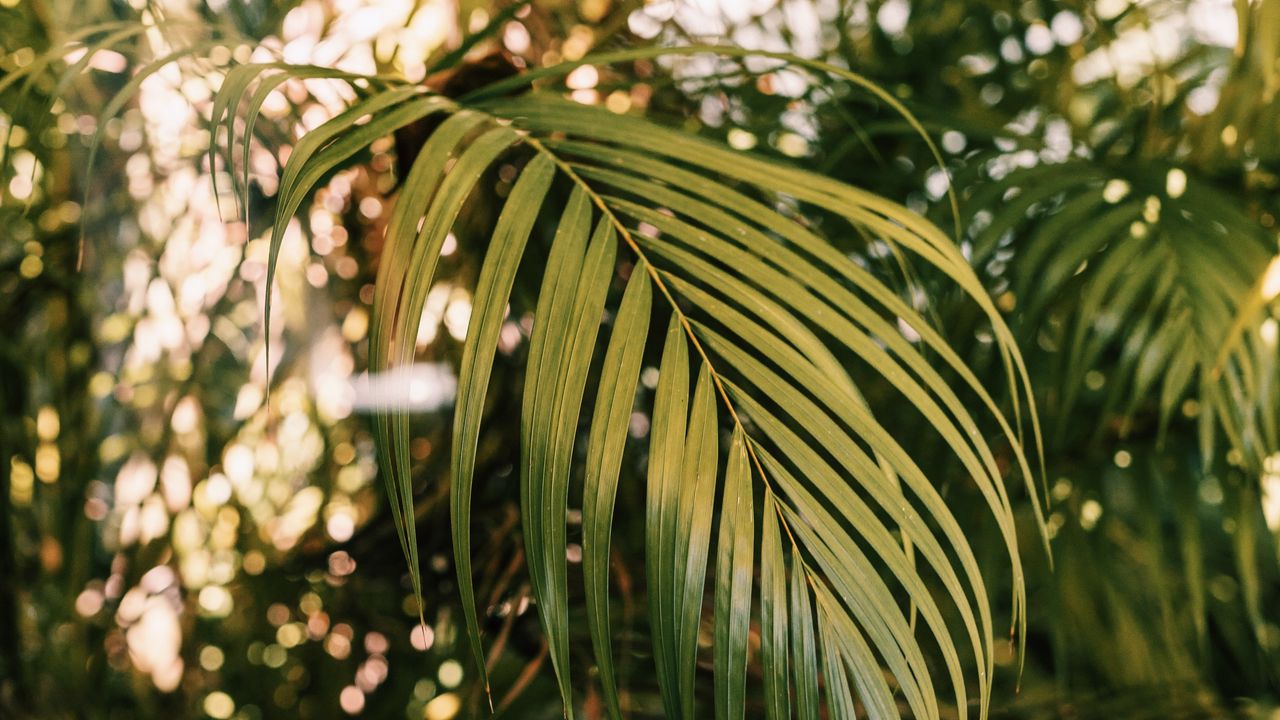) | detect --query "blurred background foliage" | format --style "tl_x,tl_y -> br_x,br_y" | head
4,0 -> 1280,718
